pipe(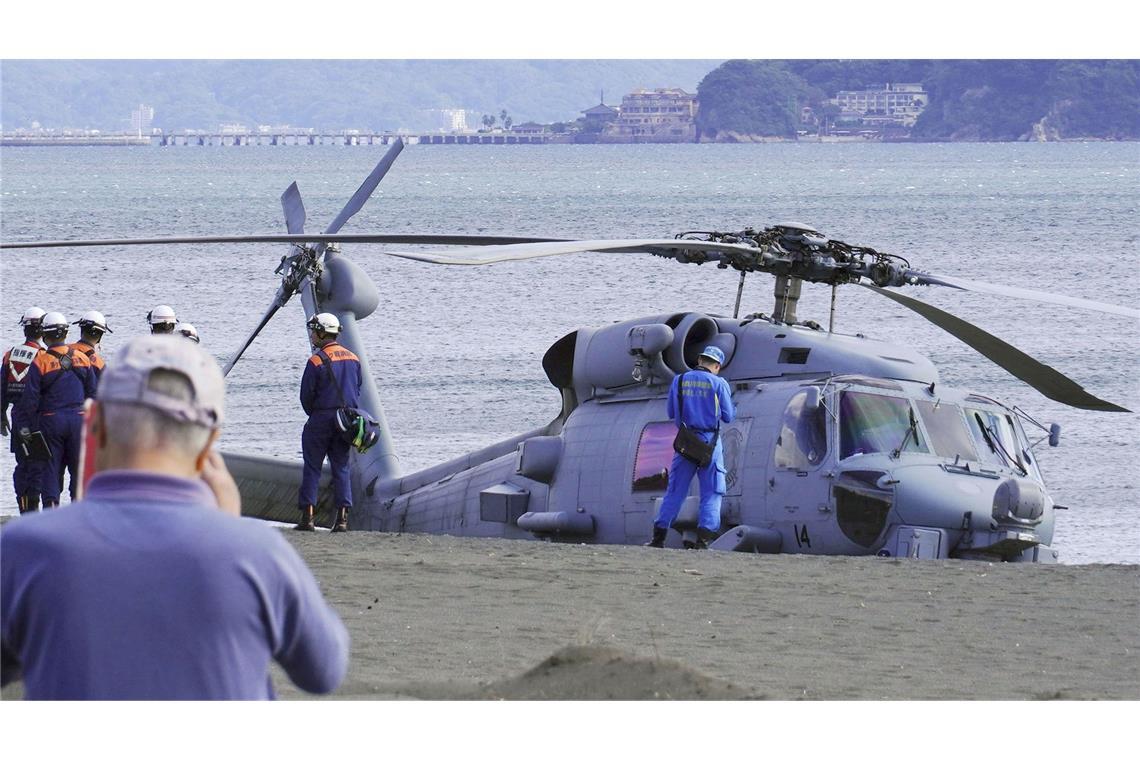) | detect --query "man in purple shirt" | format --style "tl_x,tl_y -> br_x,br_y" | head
1,336 -> 349,699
